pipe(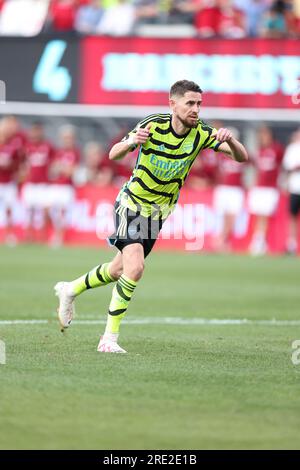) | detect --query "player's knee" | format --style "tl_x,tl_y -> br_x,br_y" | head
110,266 -> 123,280
109,252 -> 123,280
127,261 -> 144,281
122,243 -> 145,281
